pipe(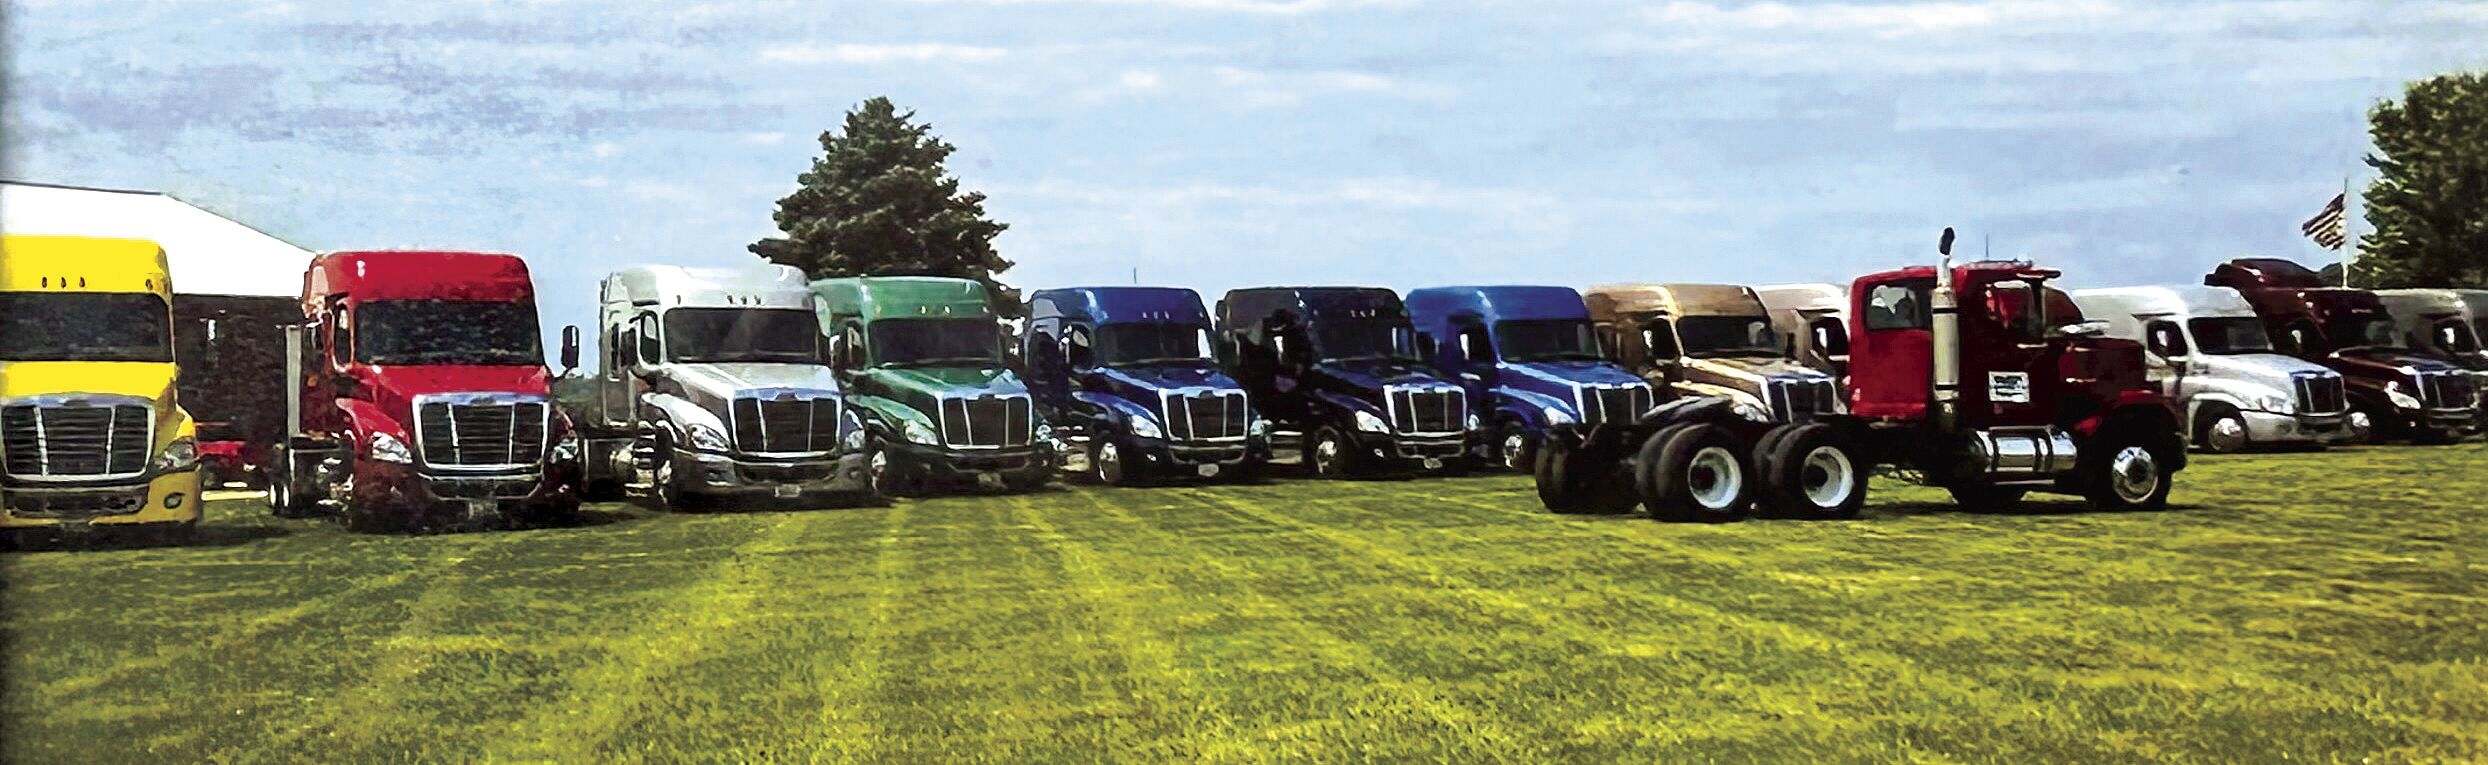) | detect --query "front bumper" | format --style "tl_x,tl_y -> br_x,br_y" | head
1347,430 -> 1478,466
1127,437 -> 1269,476
1,469 -> 203,529
2241,410 -> 2350,444
357,460 -> 578,516
2413,406 -> 2480,431
889,442 -> 1059,482
672,449 -> 872,498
